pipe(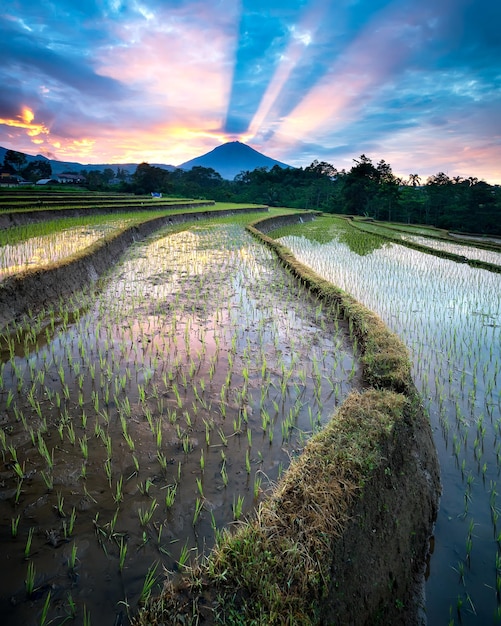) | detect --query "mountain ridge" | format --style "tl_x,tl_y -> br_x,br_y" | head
0,141 -> 292,180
